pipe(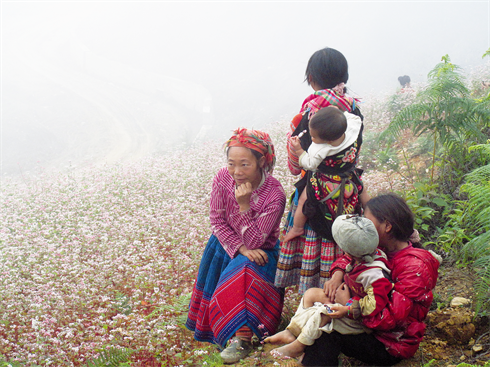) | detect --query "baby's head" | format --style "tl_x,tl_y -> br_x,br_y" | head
332,214 -> 379,263
309,107 -> 347,145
